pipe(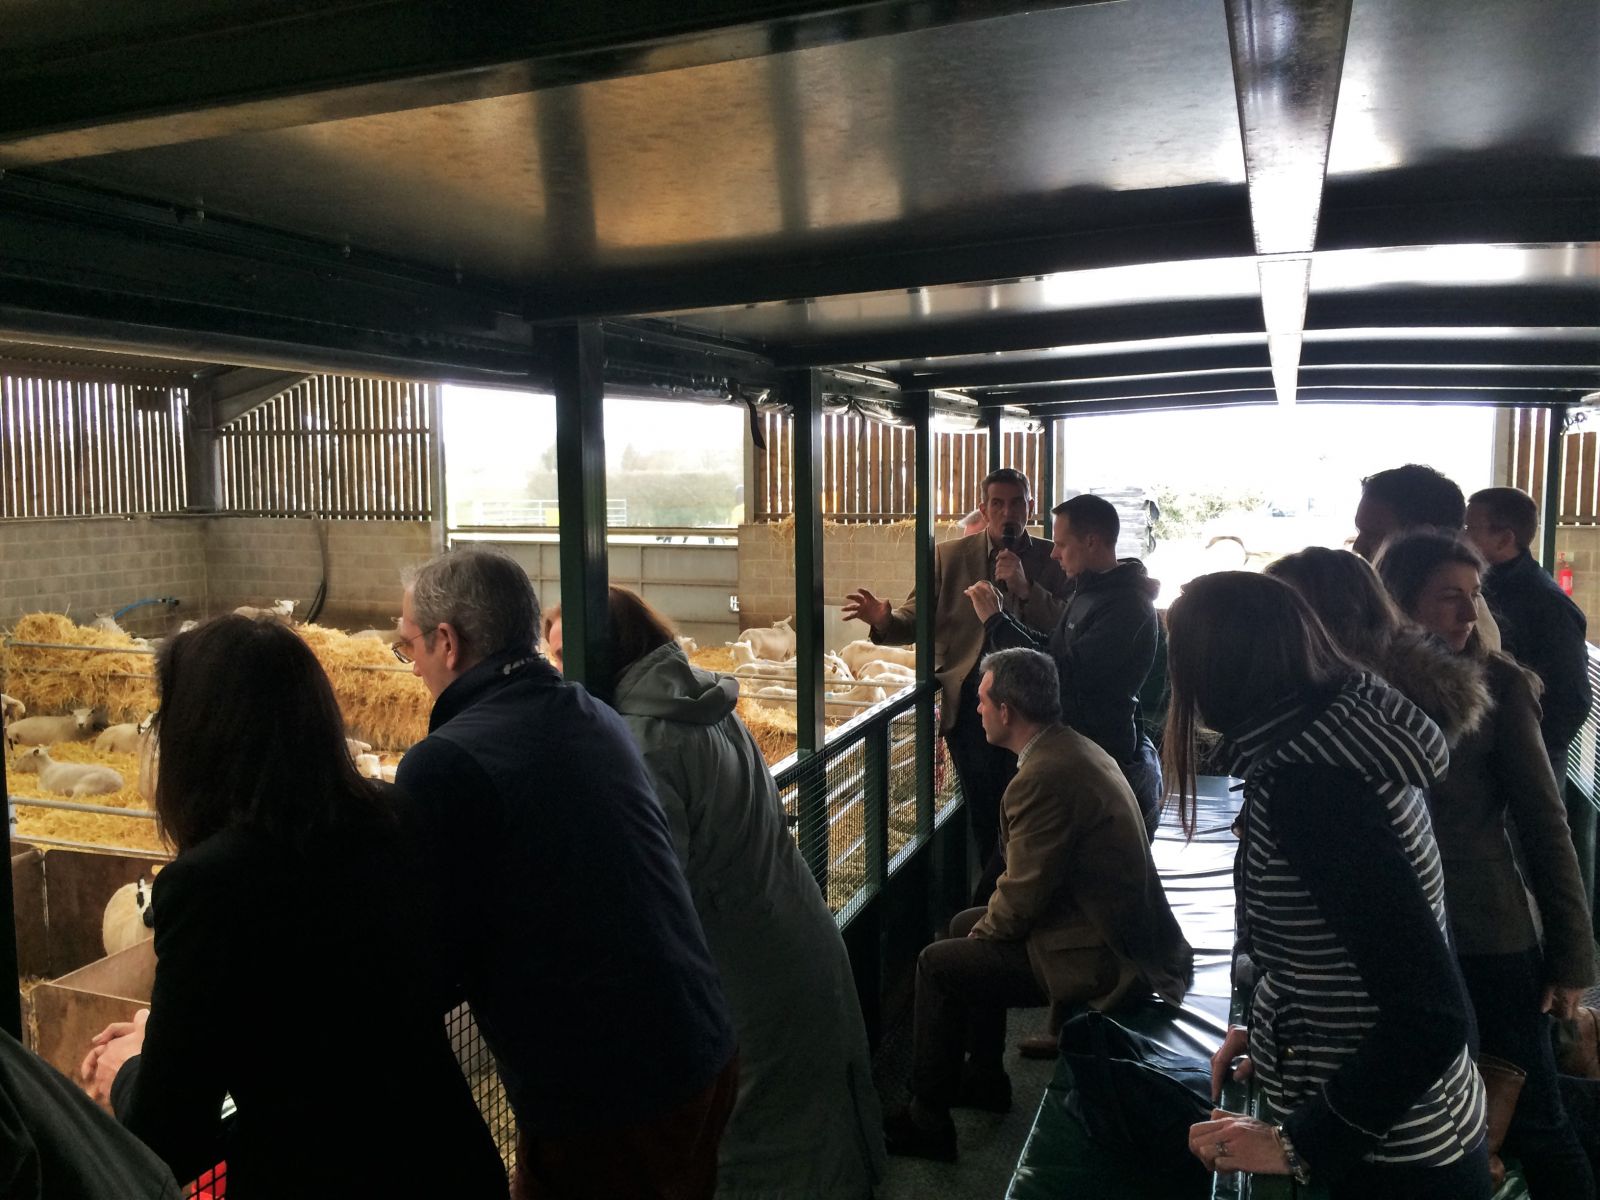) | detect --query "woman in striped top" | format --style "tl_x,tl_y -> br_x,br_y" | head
1168,572 -> 1490,1199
